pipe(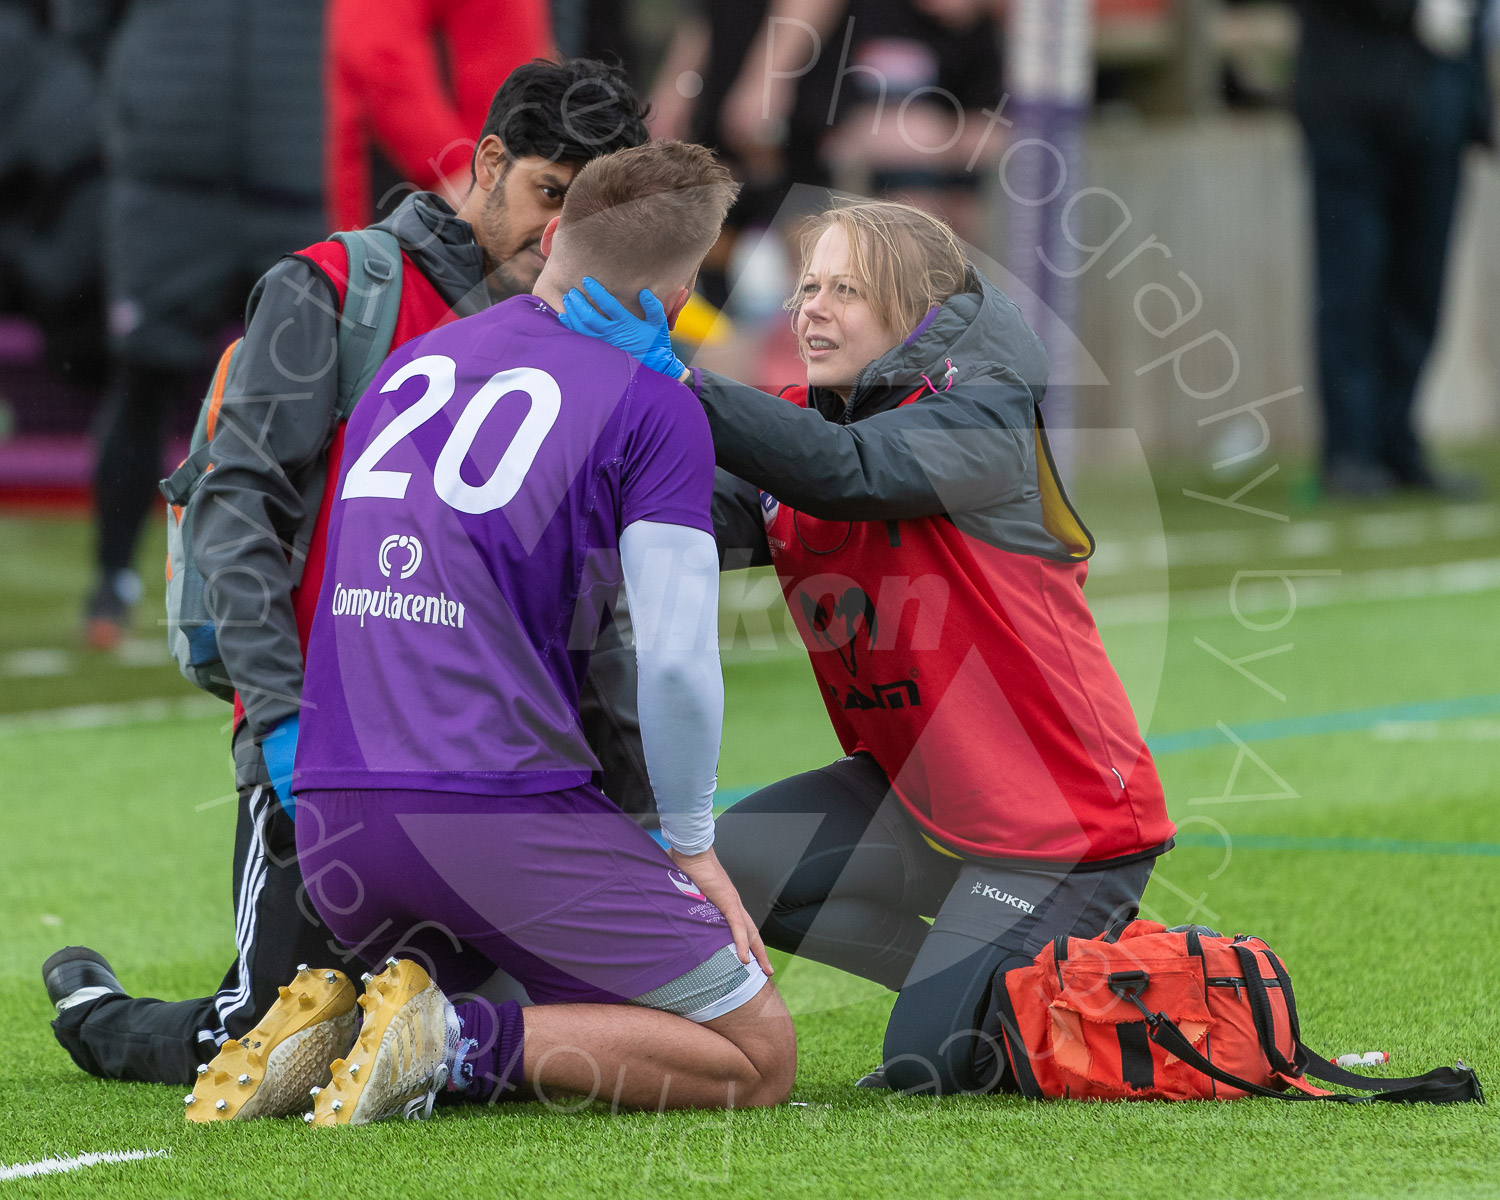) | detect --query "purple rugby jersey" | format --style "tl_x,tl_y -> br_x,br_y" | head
294,295 -> 715,795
